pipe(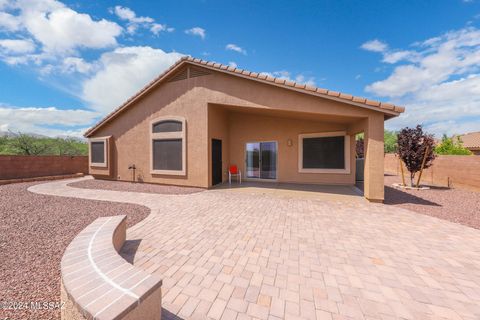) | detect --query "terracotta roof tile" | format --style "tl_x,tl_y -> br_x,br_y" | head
365,99 -> 381,107
339,93 -> 353,100
84,56 -> 404,137
459,132 -> 480,149
380,102 -> 395,111
352,97 -> 366,103
294,83 -> 306,89
316,88 -> 328,94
